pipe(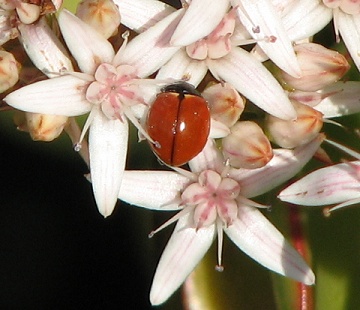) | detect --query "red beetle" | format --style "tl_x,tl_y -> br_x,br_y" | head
146,82 -> 210,166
